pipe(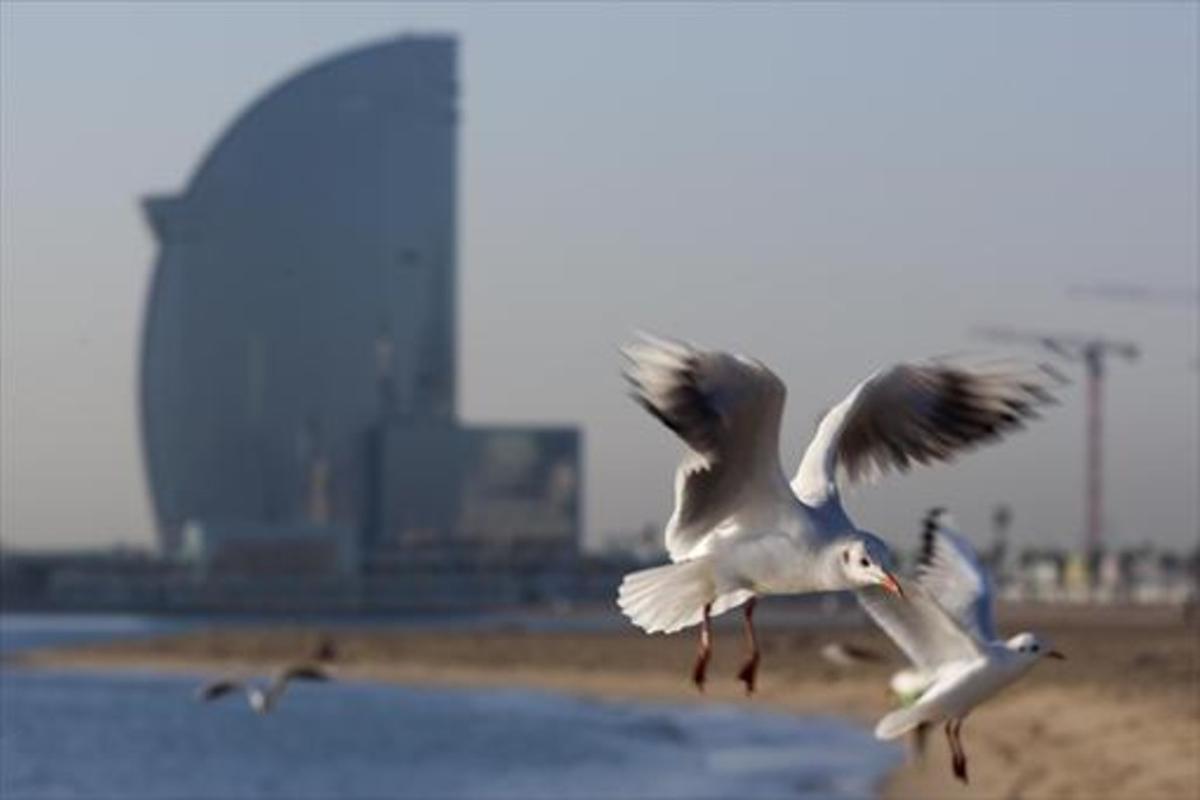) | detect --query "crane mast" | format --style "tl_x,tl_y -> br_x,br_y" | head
974,326 -> 1138,555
